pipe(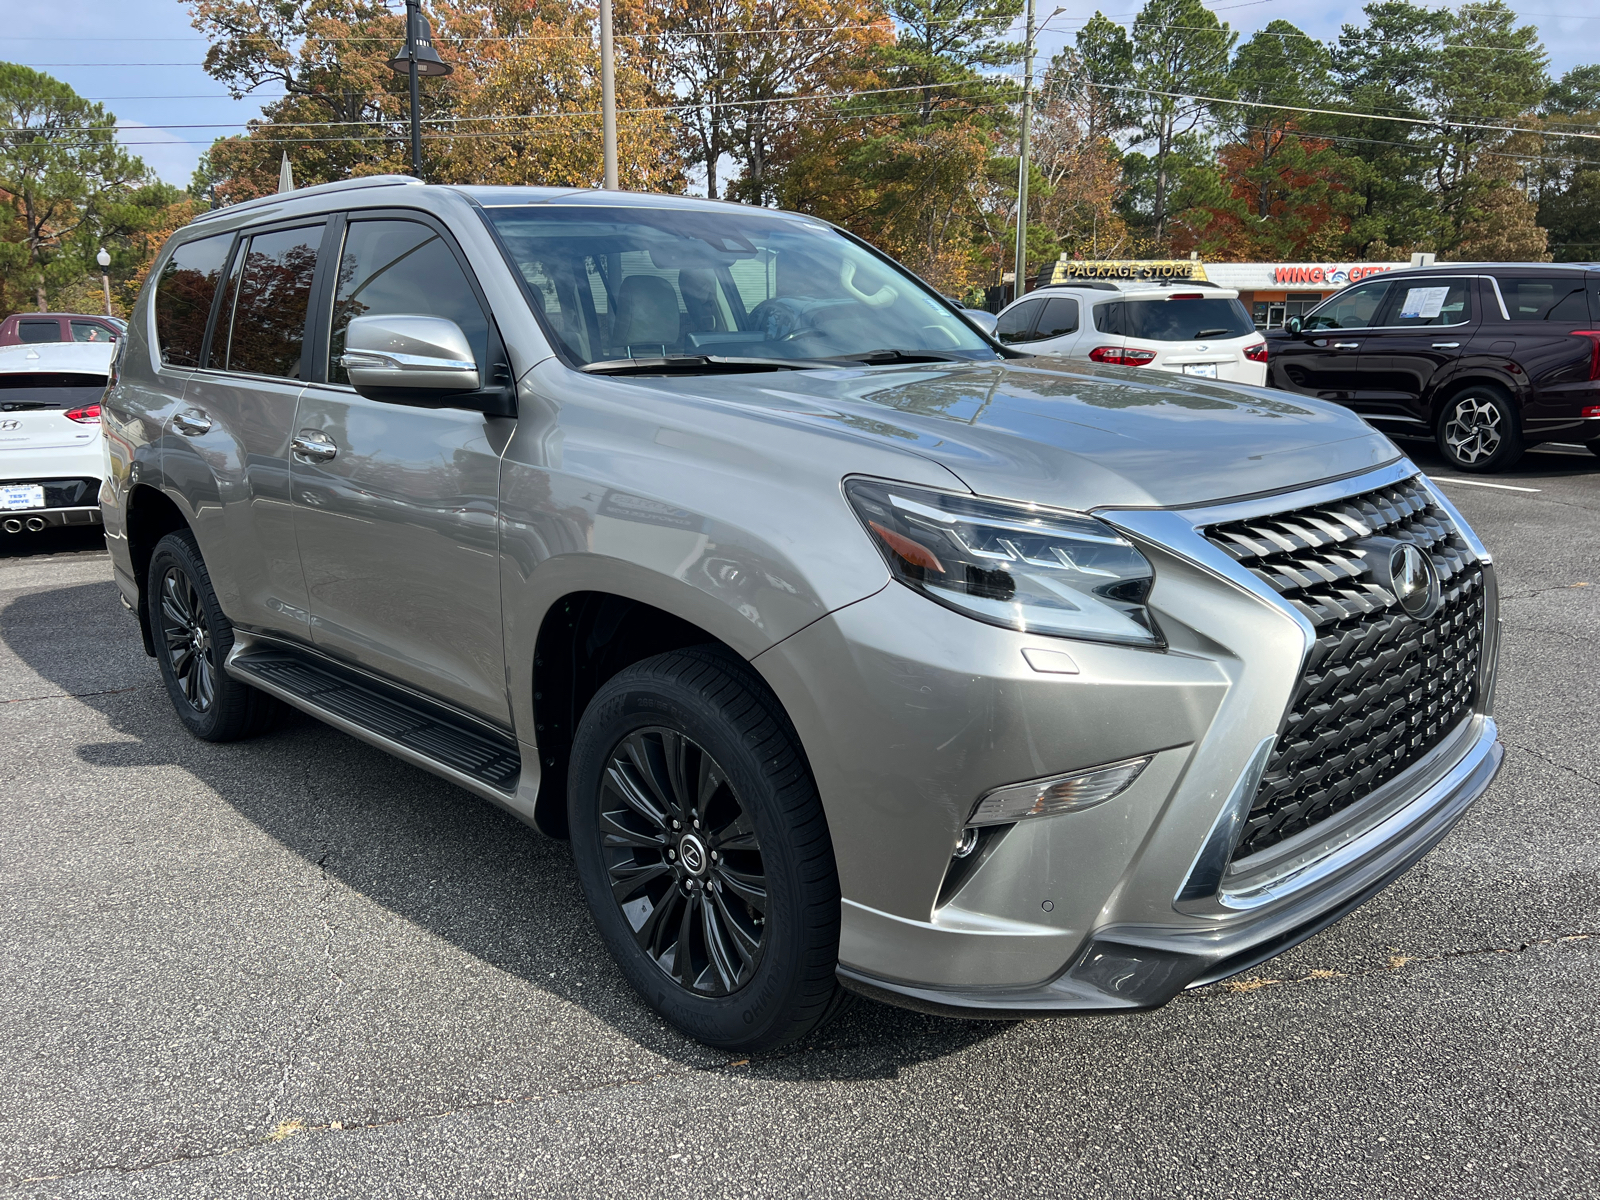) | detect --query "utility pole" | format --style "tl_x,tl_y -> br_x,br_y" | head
599,0 -> 618,189
1013,0 -> 1036,300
